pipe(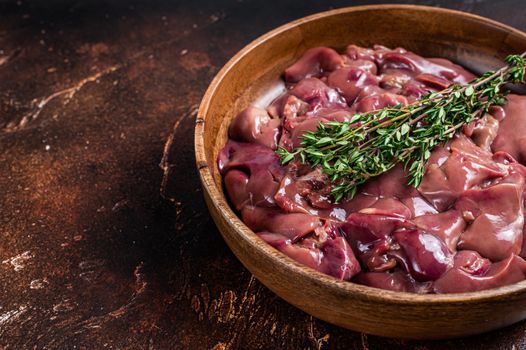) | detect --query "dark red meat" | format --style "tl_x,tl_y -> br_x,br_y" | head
218,44 -> 526,293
